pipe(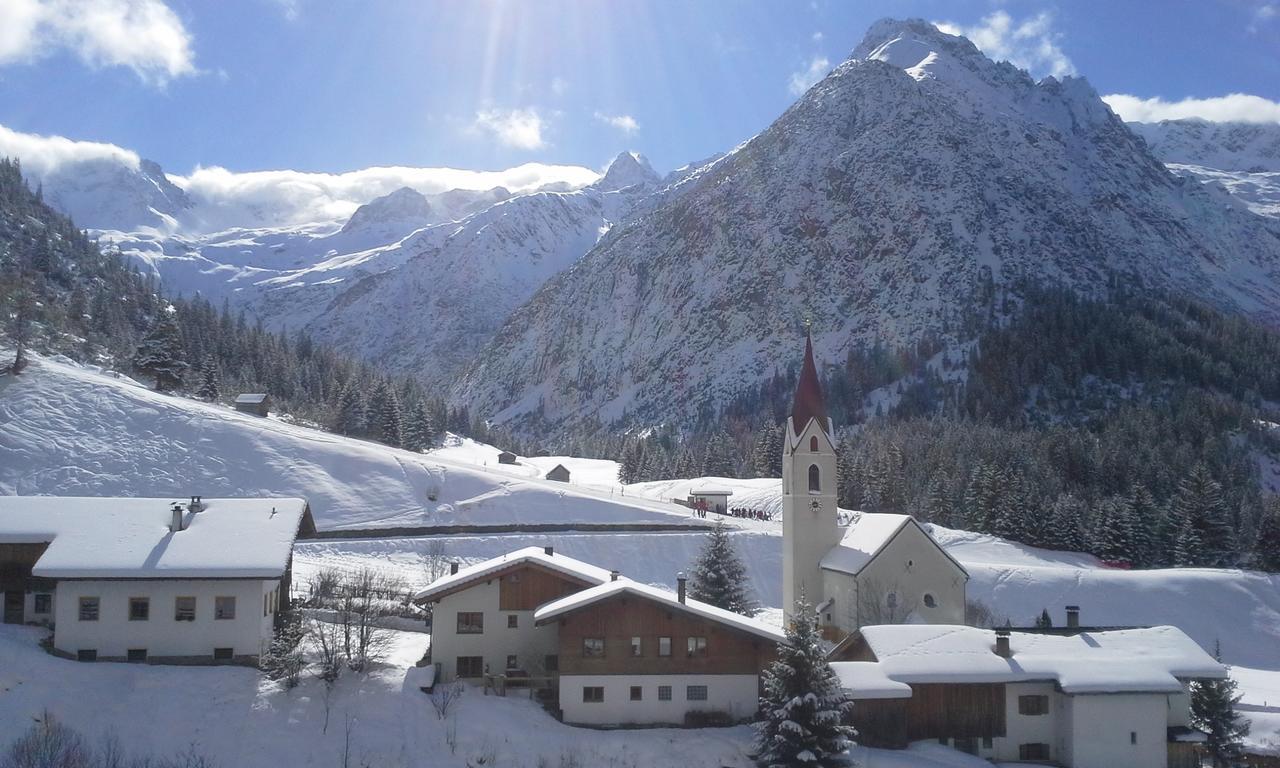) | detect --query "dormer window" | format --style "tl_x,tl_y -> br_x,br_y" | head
809,435 -> 819,452
808,464 -> 821,493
